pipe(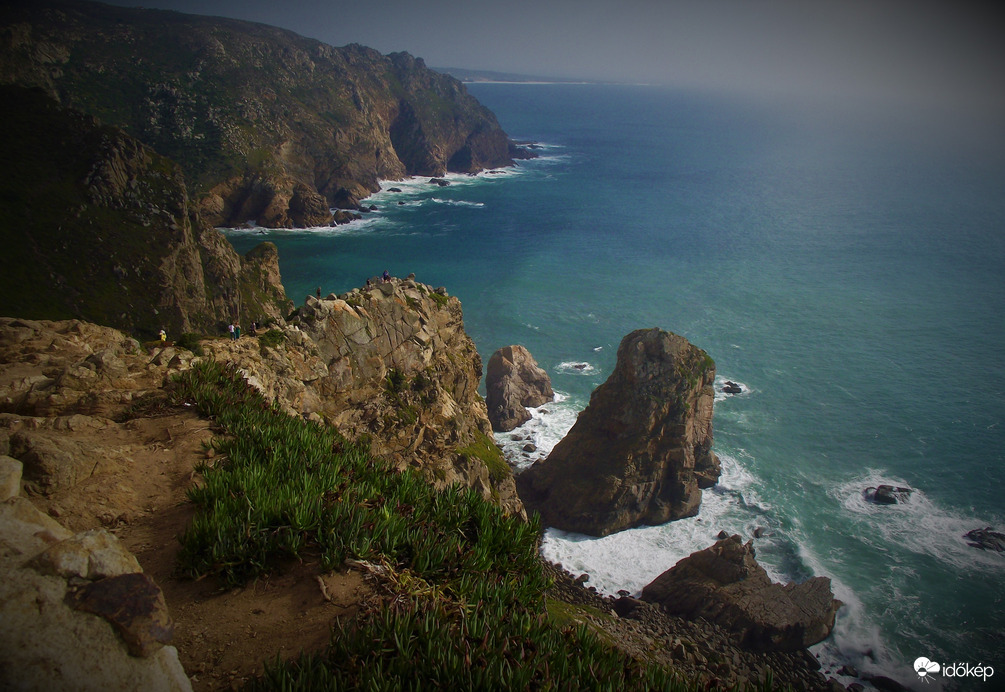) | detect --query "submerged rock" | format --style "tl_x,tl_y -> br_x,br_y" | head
640,535 -> 842,652
516,328 -> 720,536
963,526 -> 1005,552
485,345 -> 554,432
864,485 -> 911,505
